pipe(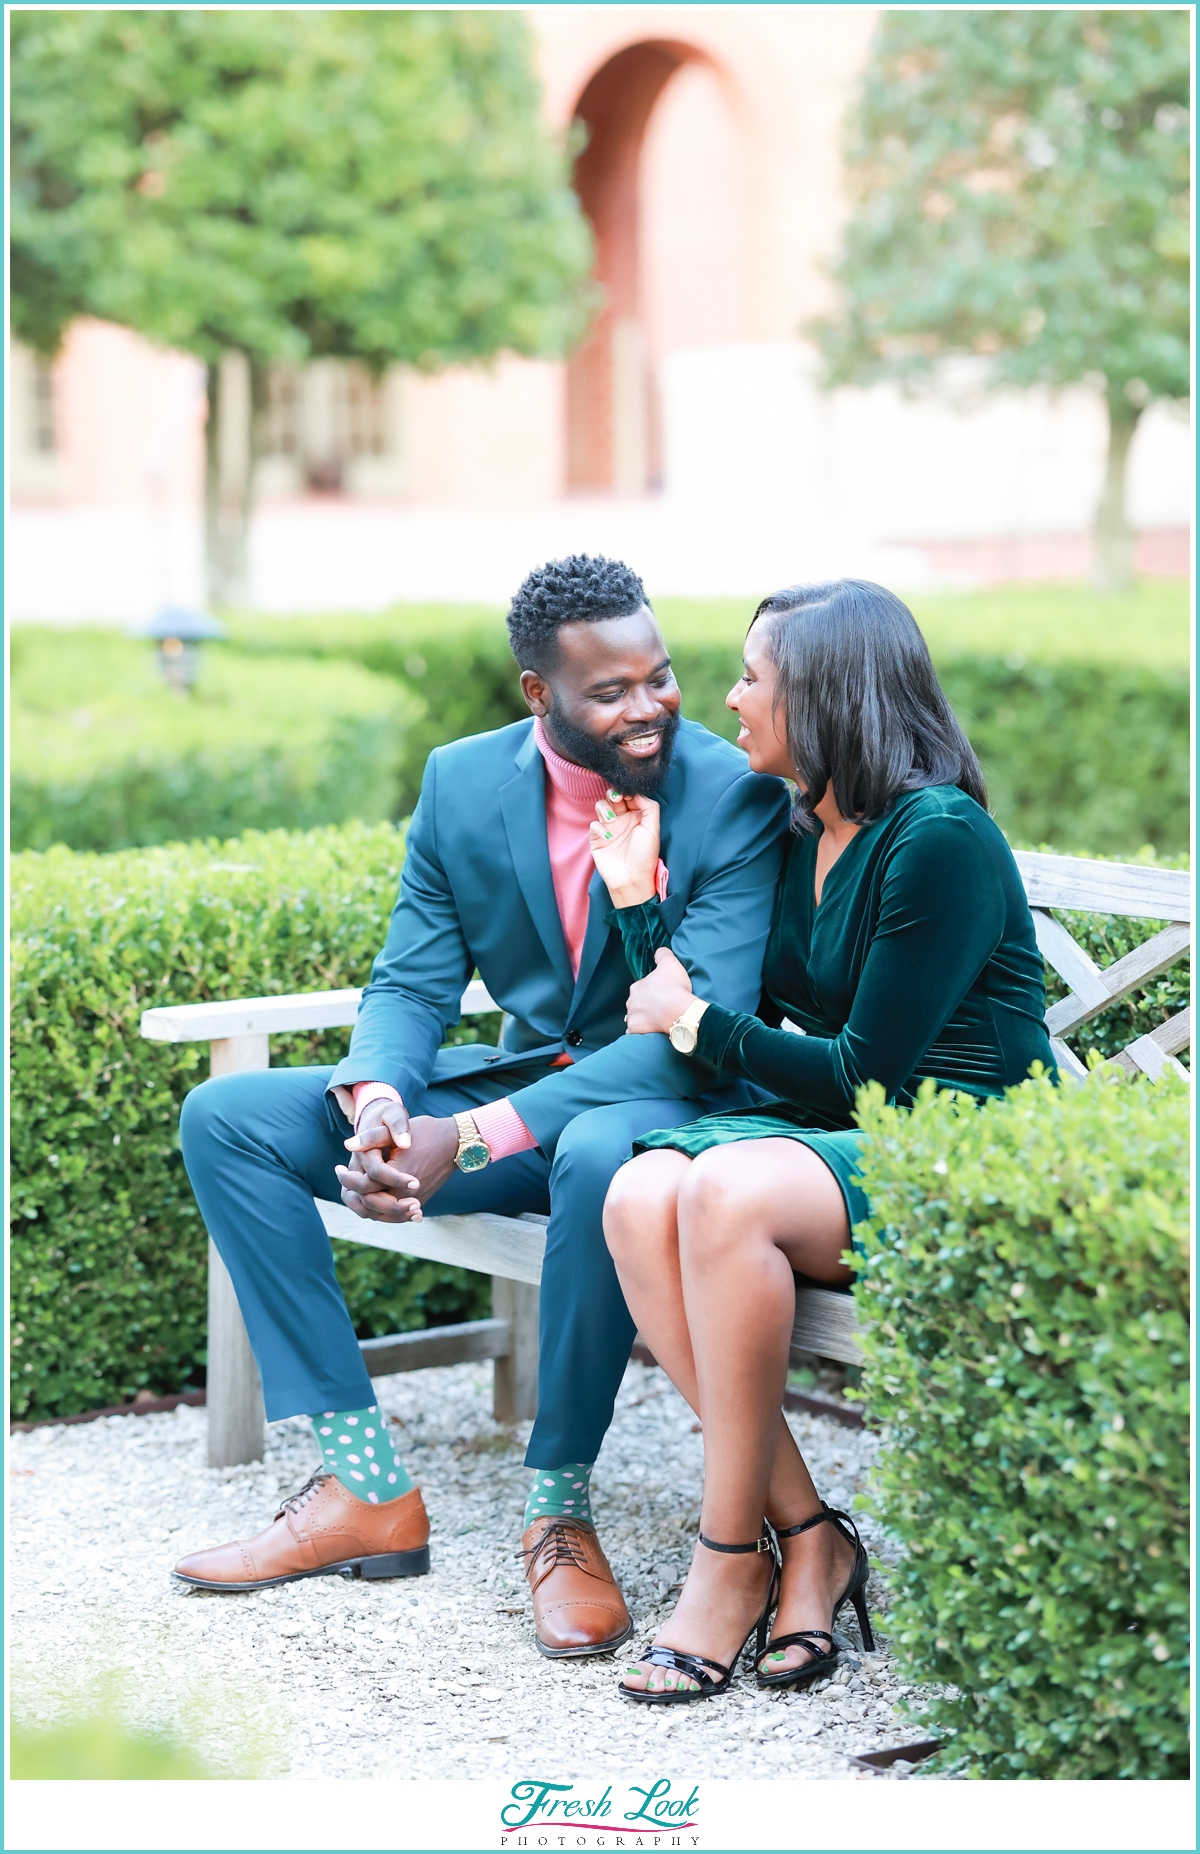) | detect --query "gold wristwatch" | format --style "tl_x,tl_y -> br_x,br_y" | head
453,1111 -> 491,1173
668,998 -> 710,1055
